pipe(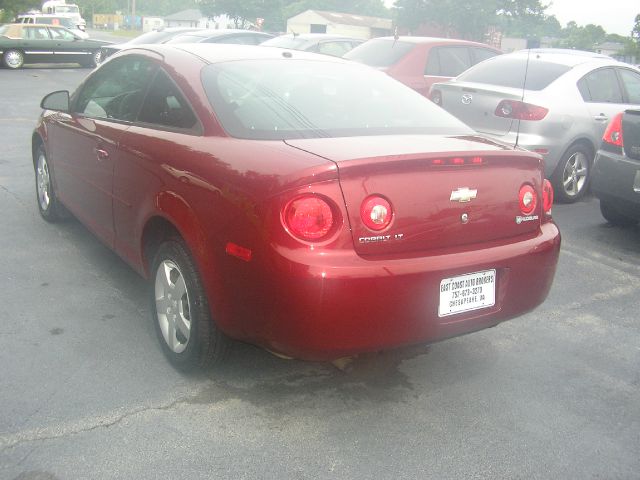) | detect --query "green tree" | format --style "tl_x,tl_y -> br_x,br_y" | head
393,0 -> 501,41
0,0 -> 40,22
556,21 -> 606,51
199,0 -> 282,28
